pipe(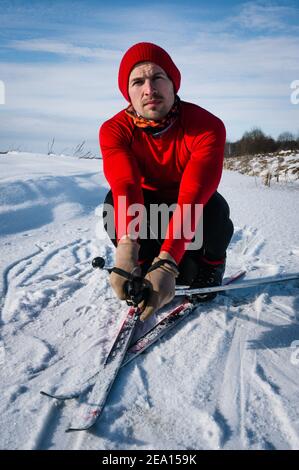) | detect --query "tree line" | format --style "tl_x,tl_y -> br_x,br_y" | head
225,128 -> 299,158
